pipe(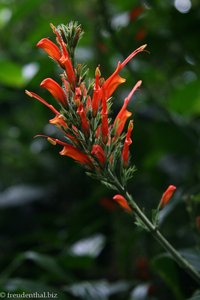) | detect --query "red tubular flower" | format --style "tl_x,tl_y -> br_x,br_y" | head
37,38 -> 62,62
86,96 -> 92,113
60,56 -> 76,87
102,63 -> 126,100
113,194 -> 132,213
92,66 -> 102,117
122,120 -> 133,168
40,78 -> 67,106
77,103 -> 90,136
60,144 -> 92,166
49,114 -> 67,128
113,80 -> 142,137
114,106 -> 132,137
160,185 -> 176,208
91,144 -> 106,165
74,87 -> 82,106
102,45 -> 146,100
120,45 -> 147,68
50,23 -> 76,86
101,94 -> 109,144
25,90 -> 59,115
43,135 -> 91,166
45,115 -> 79,145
